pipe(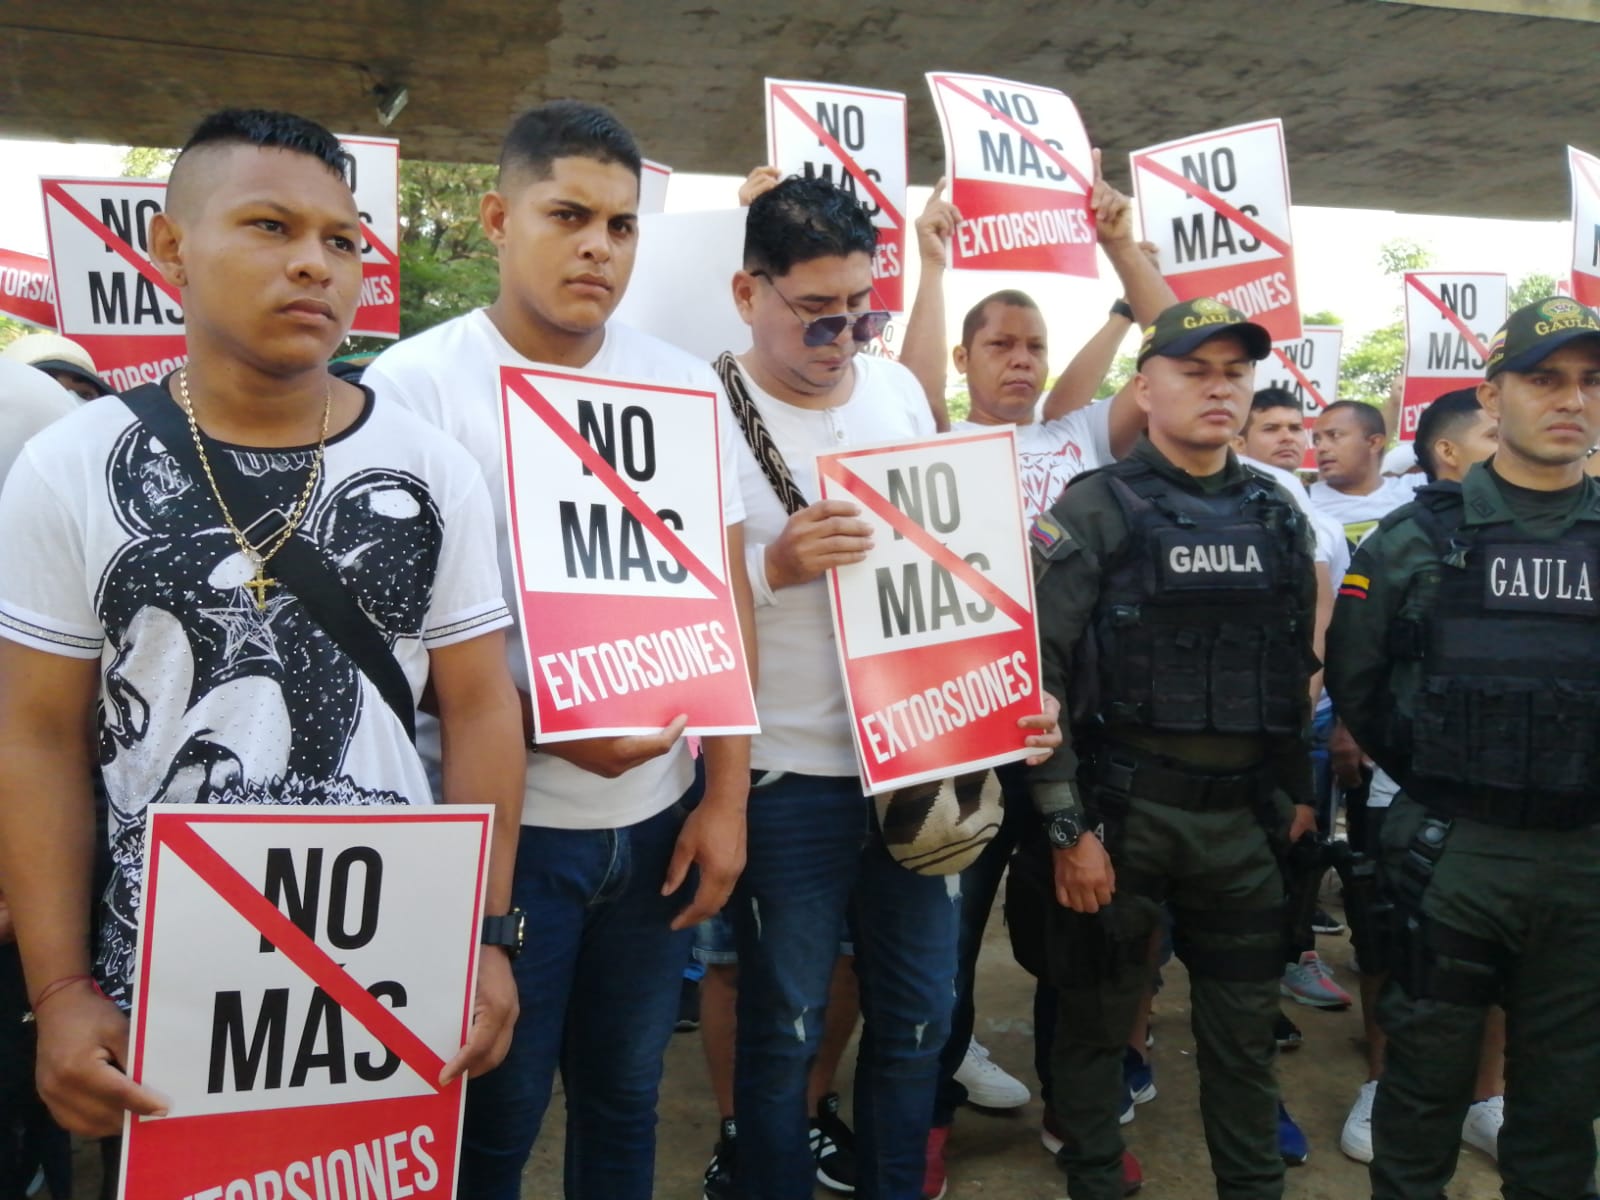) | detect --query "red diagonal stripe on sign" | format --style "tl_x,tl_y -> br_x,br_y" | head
771,85 -> 905,231
1270,347 -> 1329,412
505,372 -> 729,601
41,181 -> 182,305
819,457 -> 1033,630
1131,154 -> 1292,259
361,221 -> 398,267
158,818 -> 448,1088
935,77 -> 1094,194
1405,275 -> 1492,361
